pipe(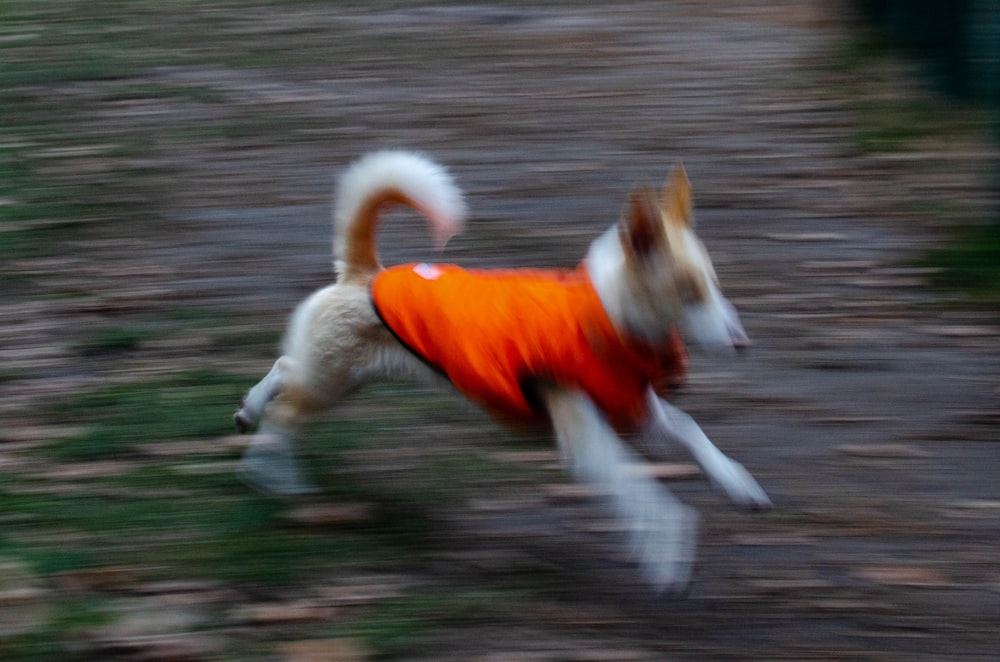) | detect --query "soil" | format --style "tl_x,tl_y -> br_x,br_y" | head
2,1 -> 999,660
